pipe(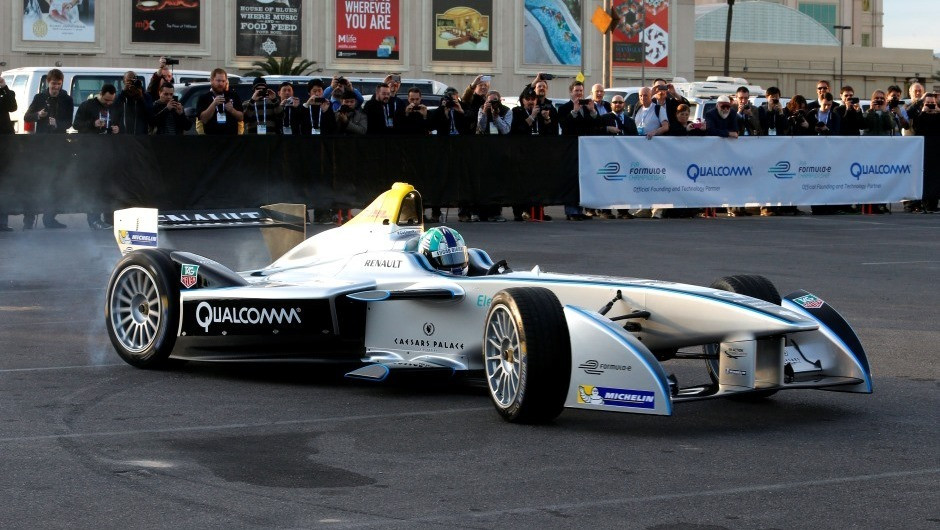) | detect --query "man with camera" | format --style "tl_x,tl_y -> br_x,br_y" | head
112,71 -> 152,135
399,87 -> 429,135
430,87 -> 471,136
334,90 -> 367,135
813,93 -> 840,136
23,68 -> 73,229
734,86 -> 761,136
862,90 -> 897,136
510,87 -> 556,136
912,93 -> 940,212
559,81 -> 600,137
758,86 -> 788,135
324,76 -> 363,112
300,79 -> 335,135
461,75 -> 491,132
383,73 -> 404,116
196,68 -> 243,135
904,82 -> 926,136
363,82 -> 398,135
275,82 -> 302,135
835,86 -> 864,136
242,77 -> 282,135
884,85 -> 910,134
151,83 -> 190,135
476,90 -> 512,135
